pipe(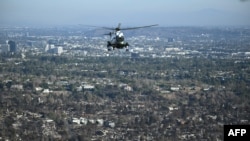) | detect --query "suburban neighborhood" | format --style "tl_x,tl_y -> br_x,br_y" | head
0,26 -> 249,140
